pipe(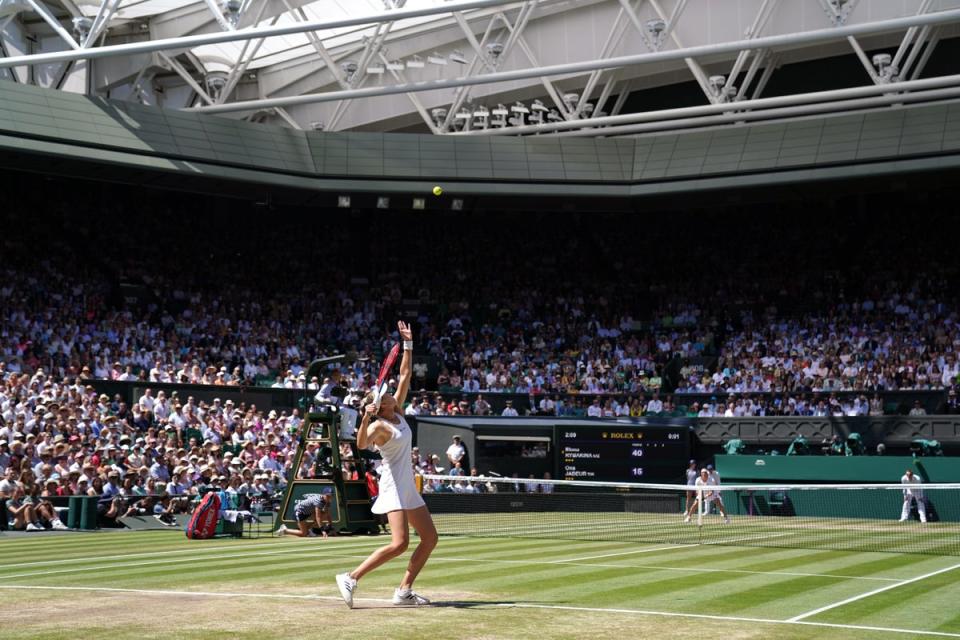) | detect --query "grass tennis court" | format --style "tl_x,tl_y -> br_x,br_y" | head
2,529 -> 960,640
430,510 -> 960,556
